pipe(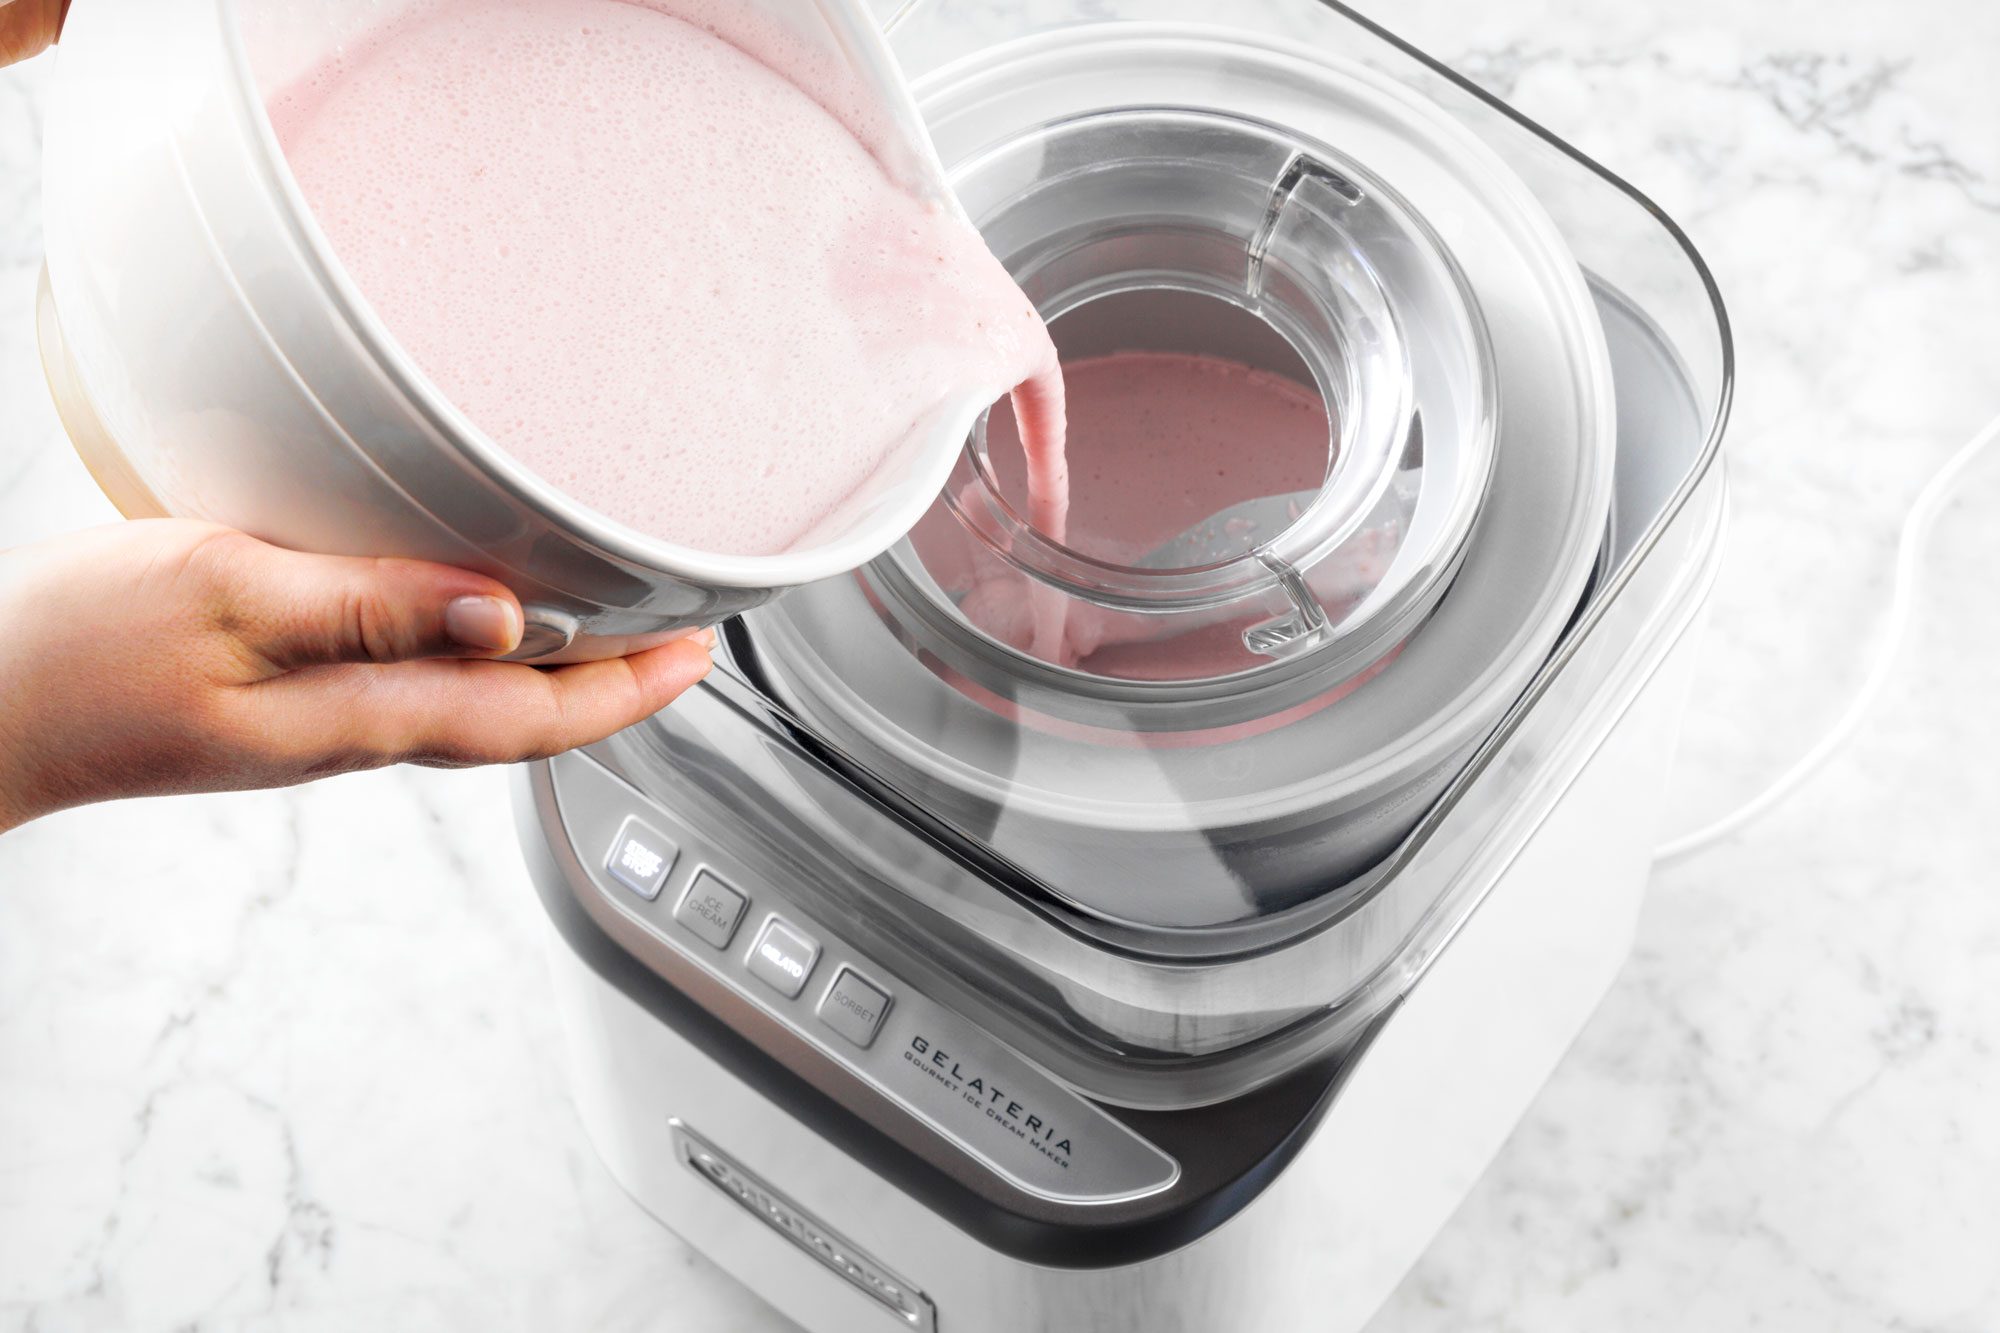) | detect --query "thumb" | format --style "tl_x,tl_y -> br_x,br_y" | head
210,538 -> 527,670
1,0 -> 67,66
